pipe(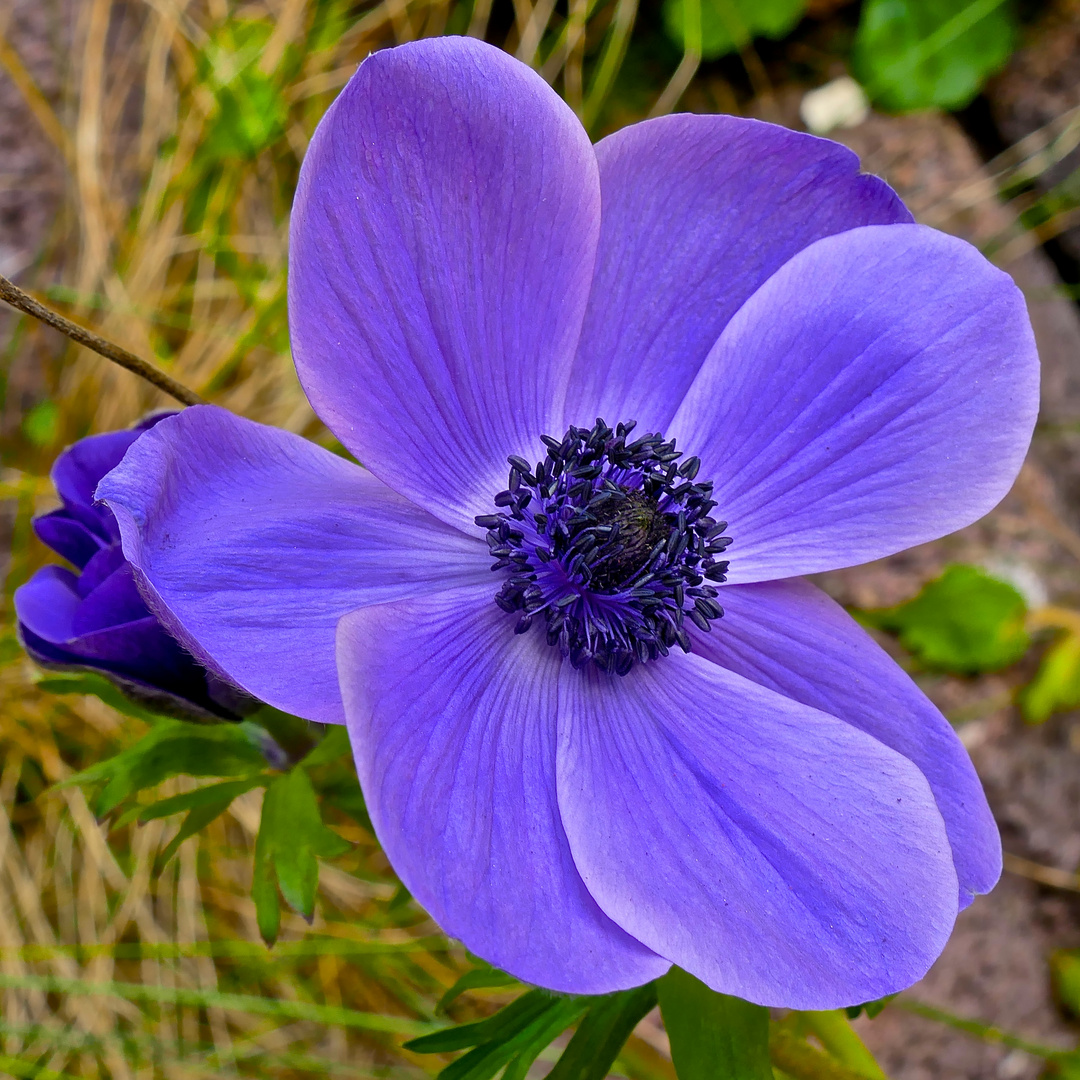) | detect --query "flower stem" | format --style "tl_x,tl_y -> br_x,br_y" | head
0,273 -> 206,407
